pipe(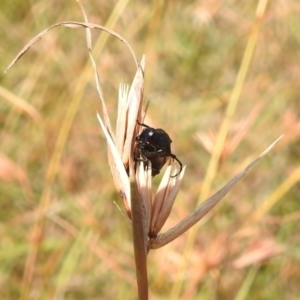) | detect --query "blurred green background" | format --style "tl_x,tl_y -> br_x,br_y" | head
1,0 -> 300,299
